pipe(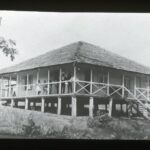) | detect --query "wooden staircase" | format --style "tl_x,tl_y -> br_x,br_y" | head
124,87 -> 150,120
